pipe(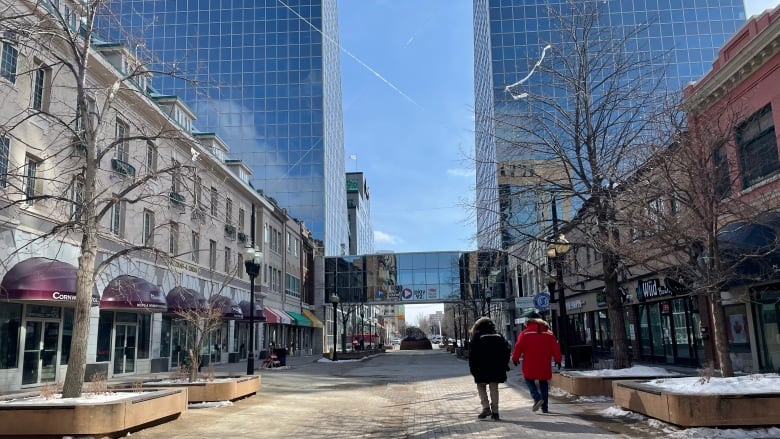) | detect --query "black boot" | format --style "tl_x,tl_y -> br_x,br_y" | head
478,408 -> 491,419
491,412 -> 500,421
